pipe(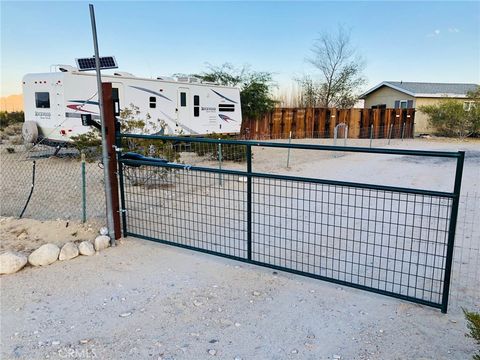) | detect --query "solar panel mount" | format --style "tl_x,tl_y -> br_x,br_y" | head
75,56 -> 118,71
